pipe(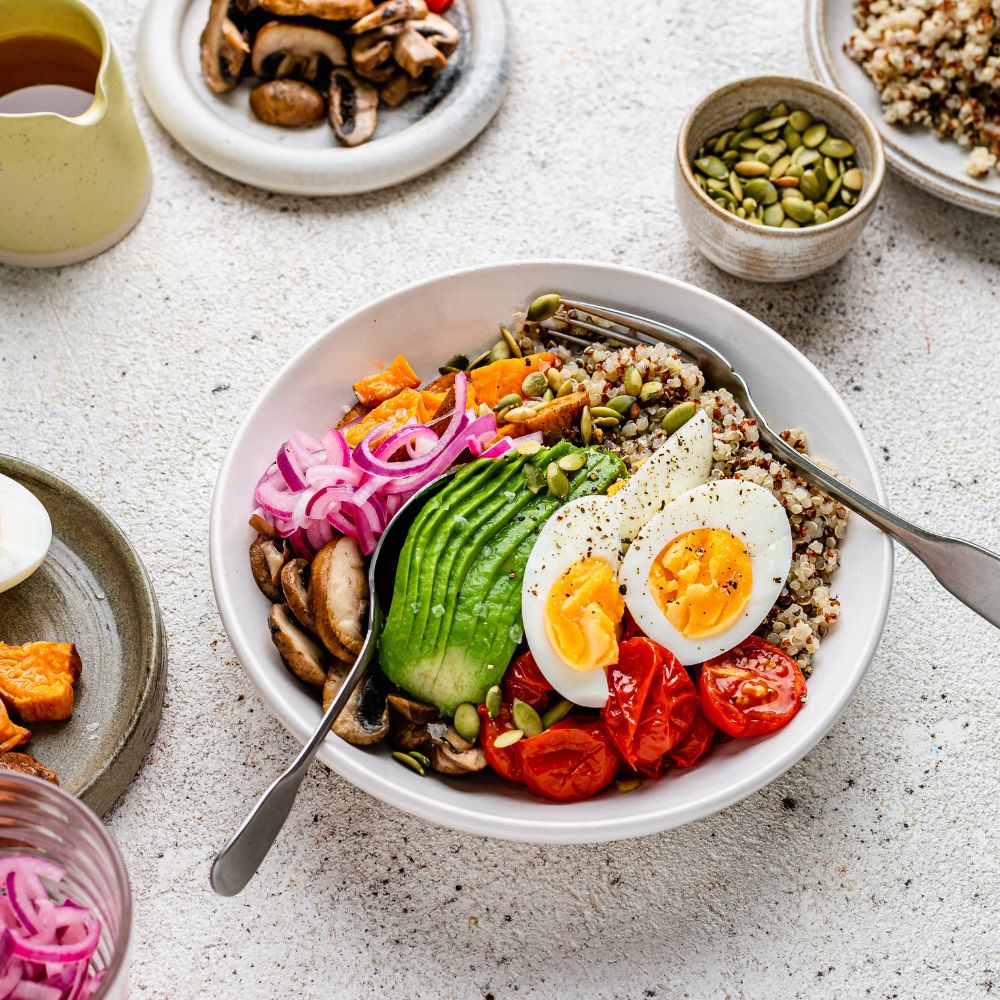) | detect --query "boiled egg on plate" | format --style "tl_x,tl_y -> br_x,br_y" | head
0,473 -> 52,594
620,479 -> 792,665
521,495 -> 624,708
613,409 -> 714,541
